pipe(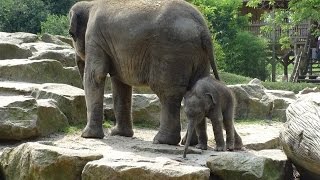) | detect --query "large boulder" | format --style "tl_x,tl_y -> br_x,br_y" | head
22,42 -> 72,53
40,33 -> 69,46
82,157 -> 210,180
0,59 -> 82,88
31,83 -> 86,125
206,150 -> 292,180
104,94 -> 161,126
280,93 -> 320,179
265,90 -> 296,122
0,96 -> 38,140
0,42 -> 32,60
228,84 -> 273,120
104,94 -> 188,126
0,32 -> 38,44
0,96 -> 68,140
29,49 -> 75,67
0,142 -> 103,180
0,81 -> 41,95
